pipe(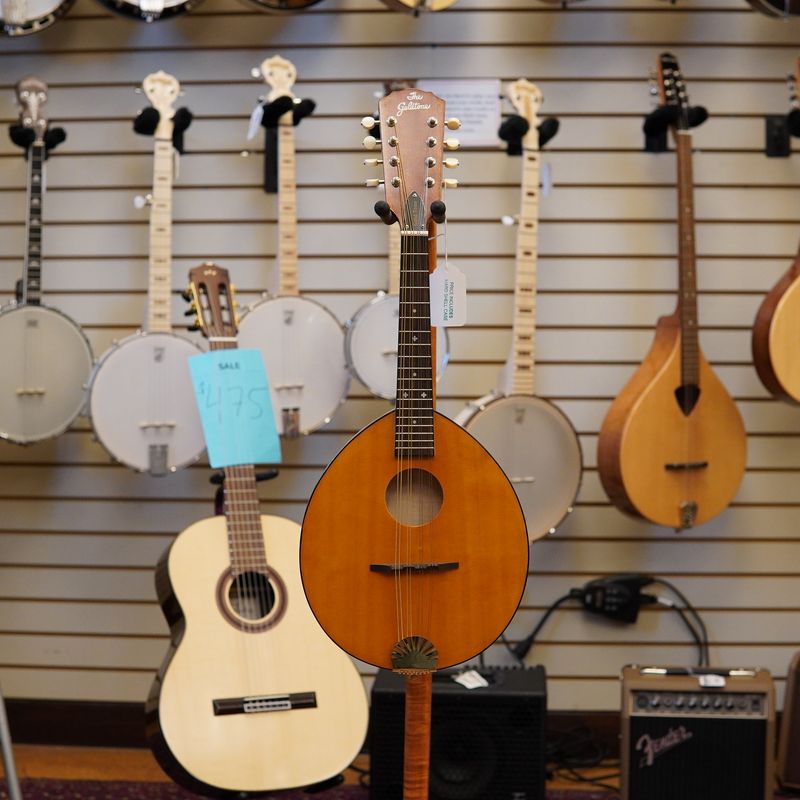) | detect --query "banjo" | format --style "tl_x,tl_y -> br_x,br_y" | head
238,0 -> 323,11
0,77 -> 94,446
88,72 -> 205,476
1,0 -> 74,35
95,0 -> 203,22
238,56 -> 350,437
455,79 -> 582,543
